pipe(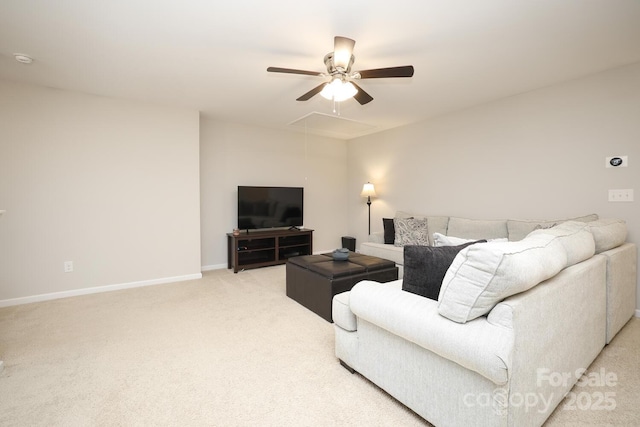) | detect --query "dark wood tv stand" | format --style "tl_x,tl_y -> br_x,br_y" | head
227,228 -> 313,273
